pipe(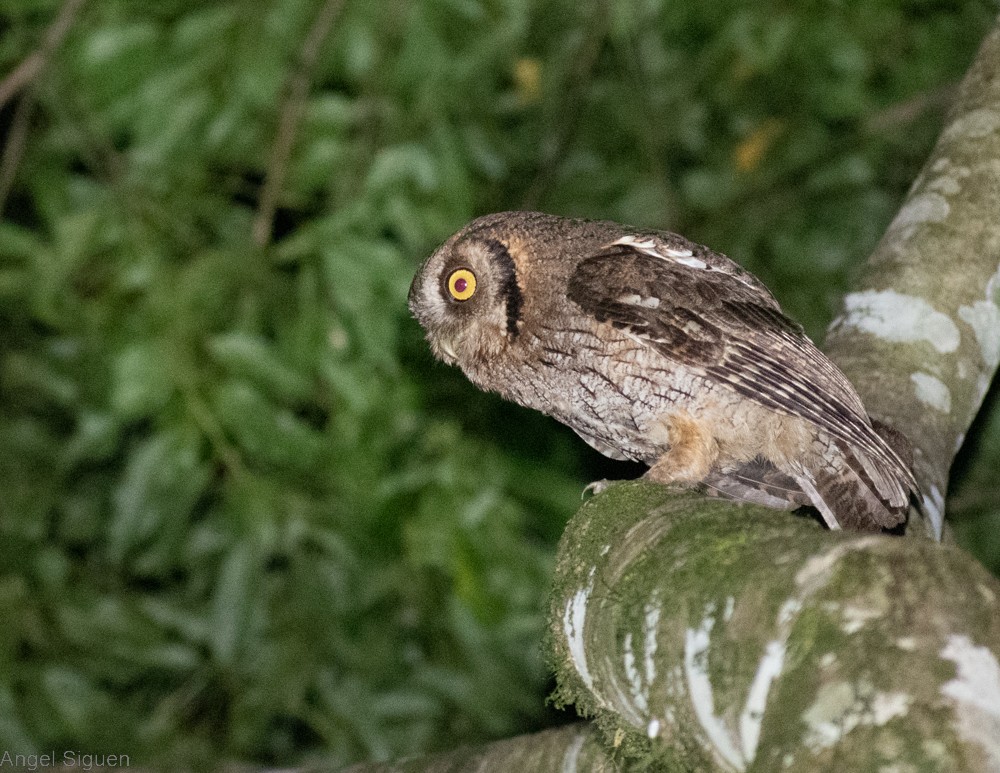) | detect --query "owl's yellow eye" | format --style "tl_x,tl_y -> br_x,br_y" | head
447,268 -> 477,301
